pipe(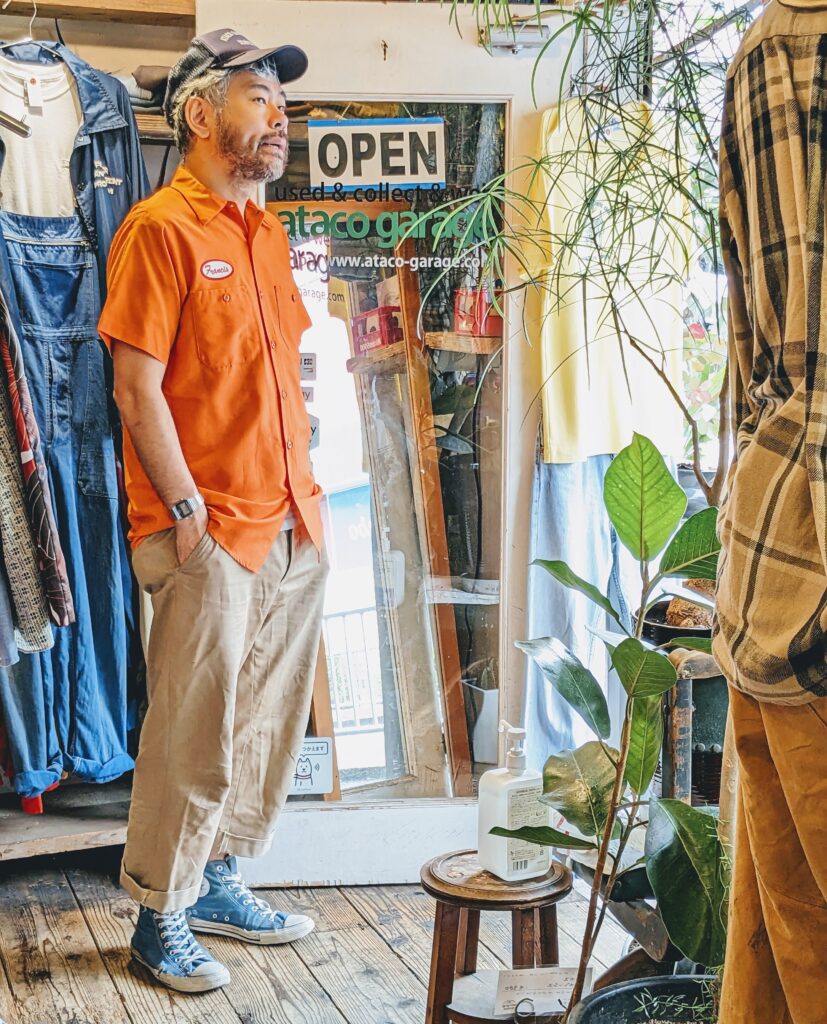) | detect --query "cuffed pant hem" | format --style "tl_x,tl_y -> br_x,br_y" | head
120,863 -> 201,914
64,751 -> 135,785
216,830 -> 274,859
12,760 -> 64,798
